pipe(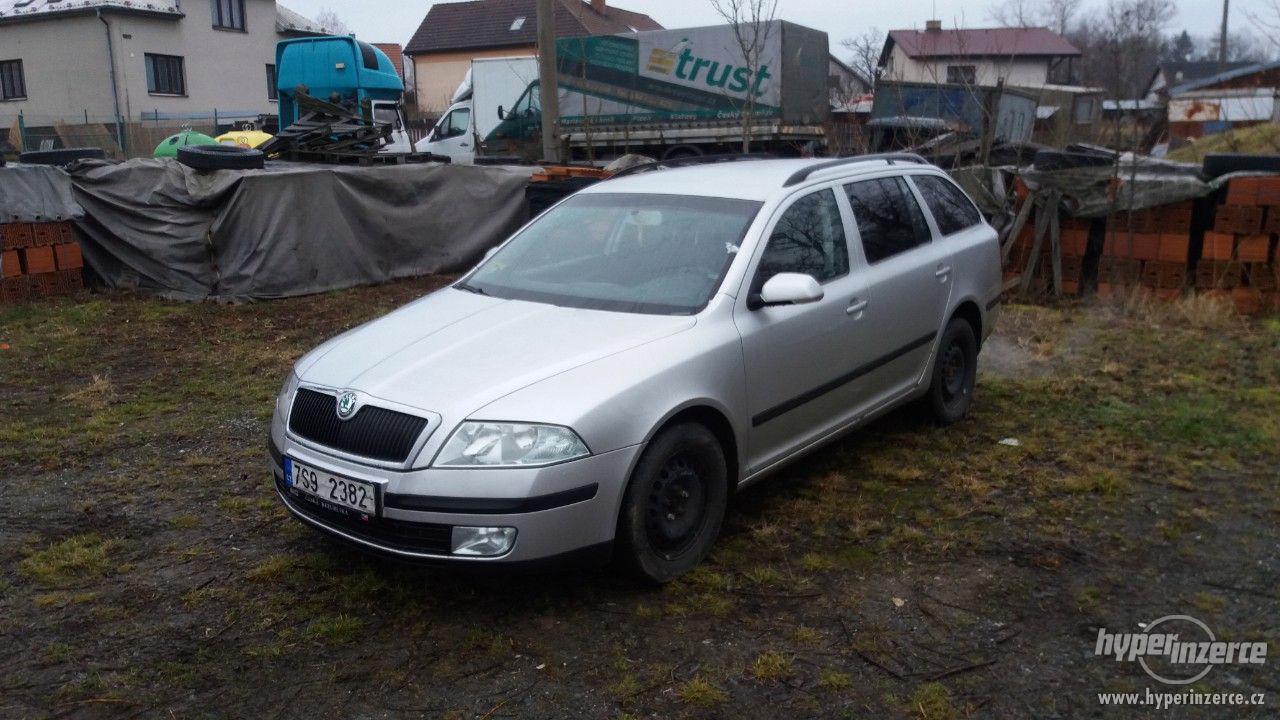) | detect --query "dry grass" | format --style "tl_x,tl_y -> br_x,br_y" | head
1165,122 -> 1280,163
